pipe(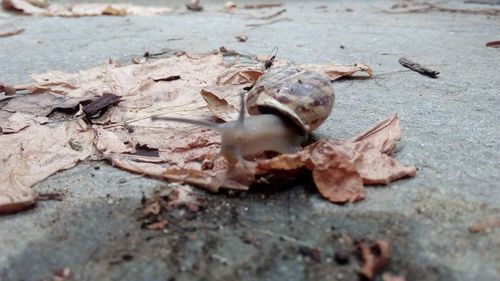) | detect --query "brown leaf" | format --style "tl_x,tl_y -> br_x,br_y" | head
309,141 -> 365,203
468,218 -> 500,233
344,115 -> 417,184
358,240 -> 391,280
0,28 -> 25,38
